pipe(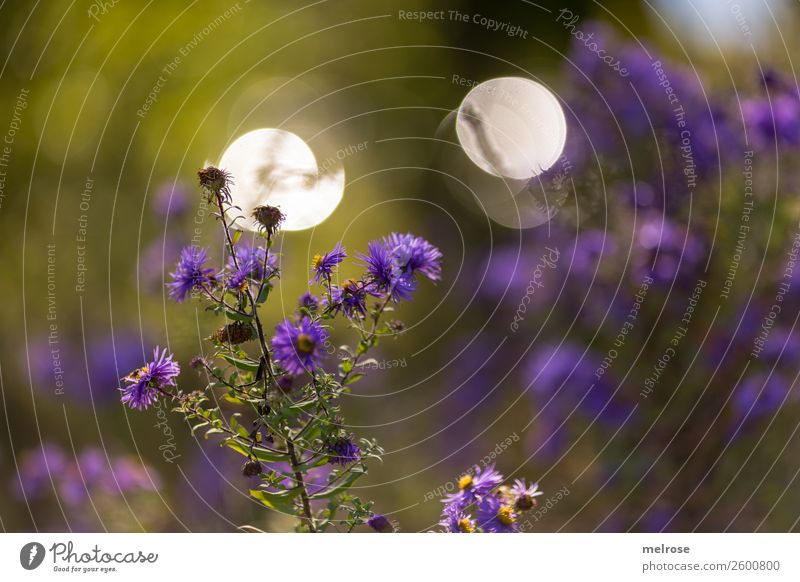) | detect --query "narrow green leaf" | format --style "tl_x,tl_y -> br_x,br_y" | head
249,487 -> 301,511
309,466 -> 366,500
219,353 -> 260,373
224,439 -> 285,462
